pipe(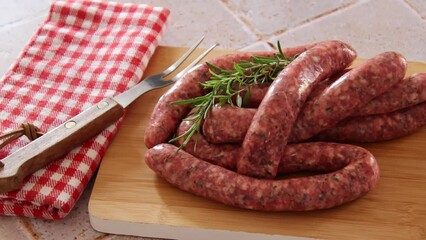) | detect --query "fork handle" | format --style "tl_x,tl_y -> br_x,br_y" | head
0,98 -> 124,192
